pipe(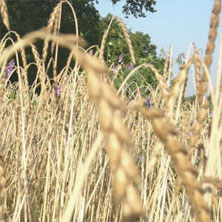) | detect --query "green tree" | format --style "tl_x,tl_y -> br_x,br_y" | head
2,0 -> 100,44
98,14 -> 165,95
0,0 -> 101,84
1,0 -> 157,39
87,0 -> 157,18
0,0 -> 159,91
109,0 -> 156,18
98,14 -> 160,63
